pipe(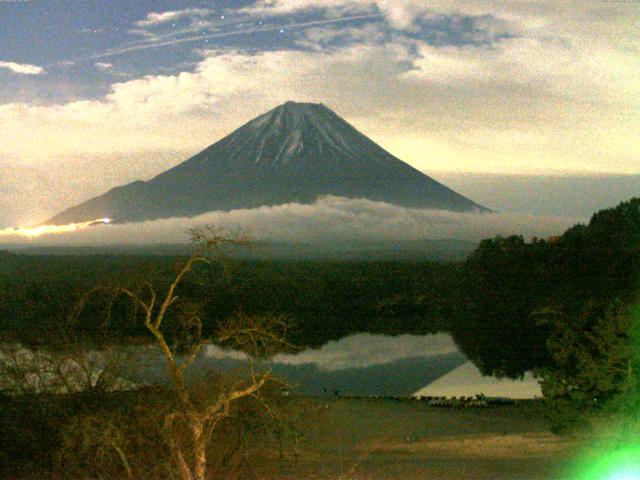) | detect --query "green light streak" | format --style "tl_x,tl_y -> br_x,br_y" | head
565,302 -> 640,480
568,443 -> 640,480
